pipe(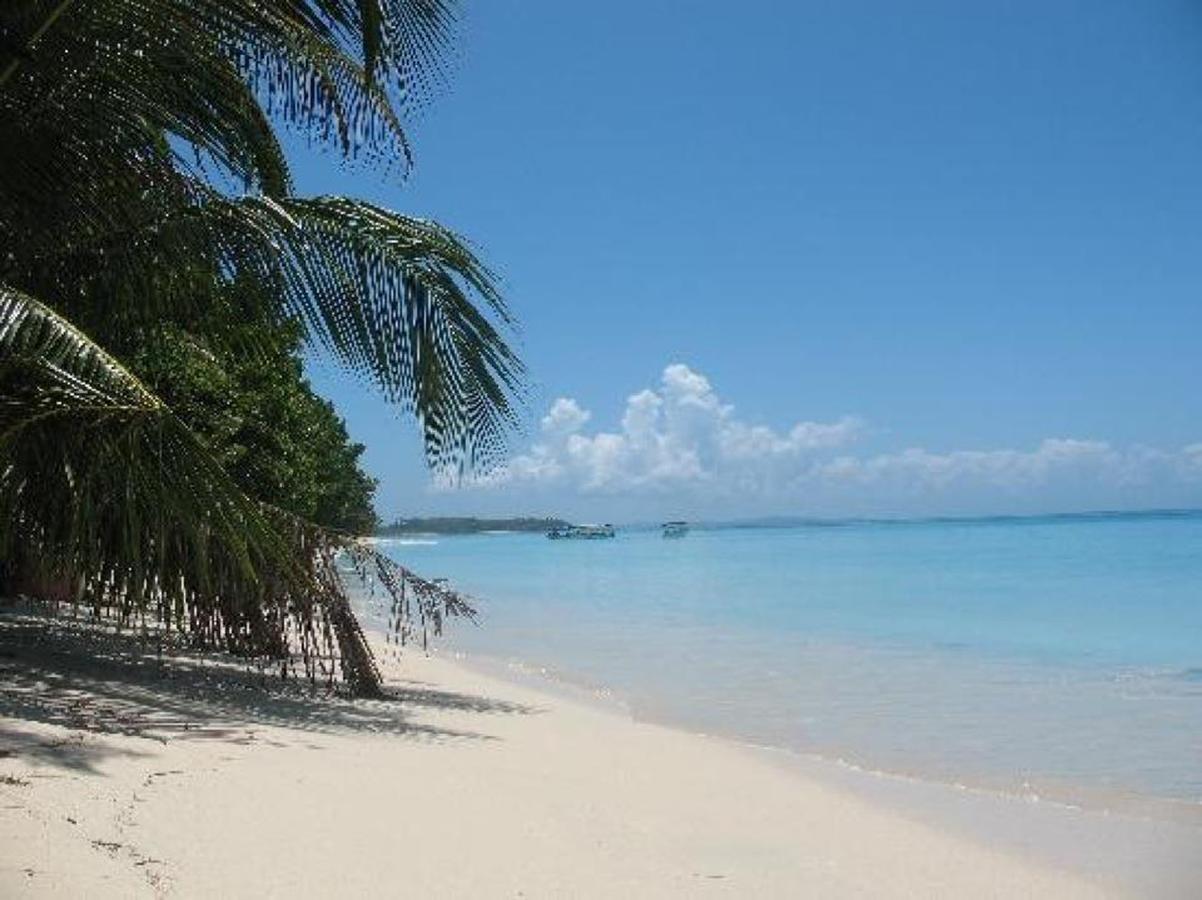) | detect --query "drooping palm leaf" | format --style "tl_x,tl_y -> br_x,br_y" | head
0,286 -> 478,692
0,285 -> 280,636
1,0 -> 455,184
5,190 -> 525,475
218,196 -> 525,474
0,1 -> 521,693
